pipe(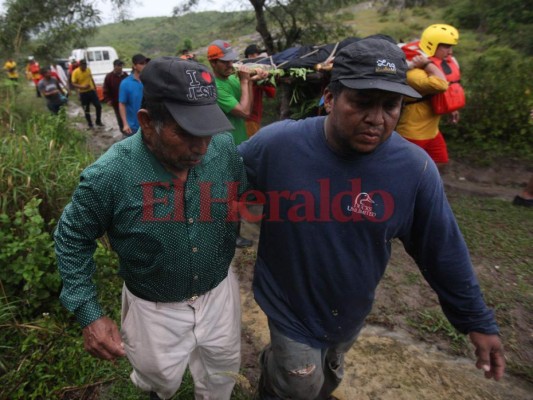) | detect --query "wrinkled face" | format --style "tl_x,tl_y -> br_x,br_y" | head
434,44 -> 454,60
139,111 -> 212,176
210,59 -> 234,78
323,88 -> 403,155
